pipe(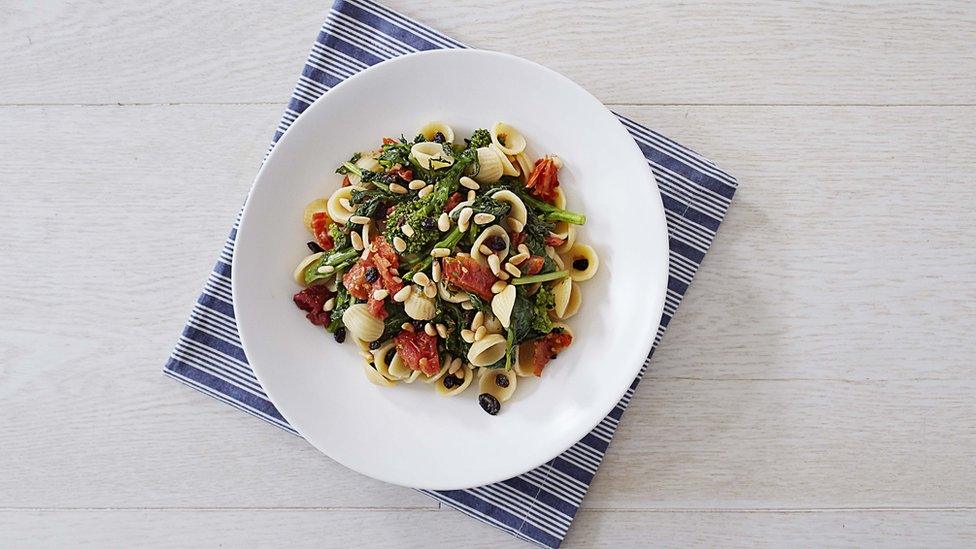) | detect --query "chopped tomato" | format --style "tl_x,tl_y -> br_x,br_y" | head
341,175 -> 351,187
522,256 -> 545,276
544,234 -> 565,247
293,285 -> 333,327
530,331 -> 573,376
525,156 -> 560,203
444,192 -> 463,214
310,212 -> 335,251
390,164 -> 413,182
395,330 -> 441,375
441,256 -> 497,301
341,236 -> 403,317
382,137 -> 397,145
